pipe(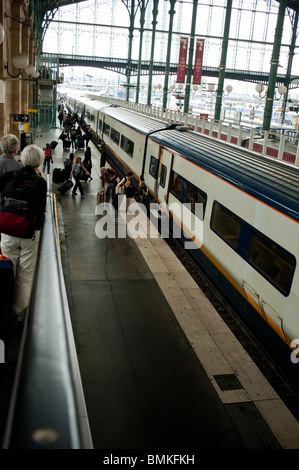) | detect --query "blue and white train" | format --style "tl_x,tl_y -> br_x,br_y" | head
64,91 -> 299,381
